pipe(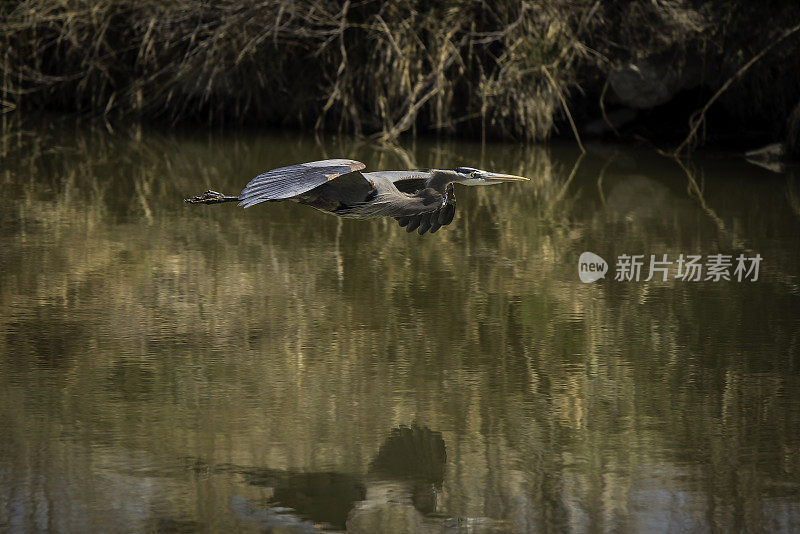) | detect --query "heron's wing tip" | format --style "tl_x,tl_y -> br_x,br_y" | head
238,159 -> 366,205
